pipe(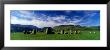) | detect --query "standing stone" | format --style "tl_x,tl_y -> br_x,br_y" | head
77,30 -> 80,34
46,28 -> 49,34
23,30 -> 27,34
76,30 -> 80,34
46,27 -> 53,34
61,30 -> 64,34
31,29 -> 34,34
74,31 -> 76,34
70,30 -> 72,34
34,29 -> 36,34
76,30 -> 78,34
